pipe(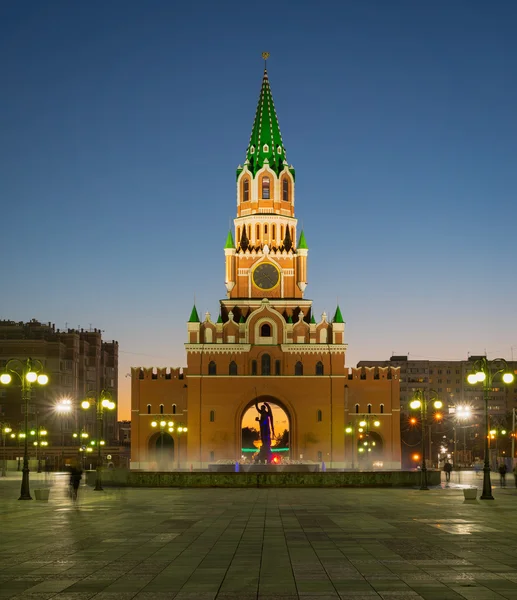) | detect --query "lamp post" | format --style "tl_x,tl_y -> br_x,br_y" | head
346,417 -> 381,469
0,359 -> 49,500
410,389 -> 443,491
176,425 -> 188,470
467,357 -> 514,500
81,390 -> 115,491
151,420 -> 175,470
31,428 -> 48,473
56,398 -> 72,471
1,424 -> 12,477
